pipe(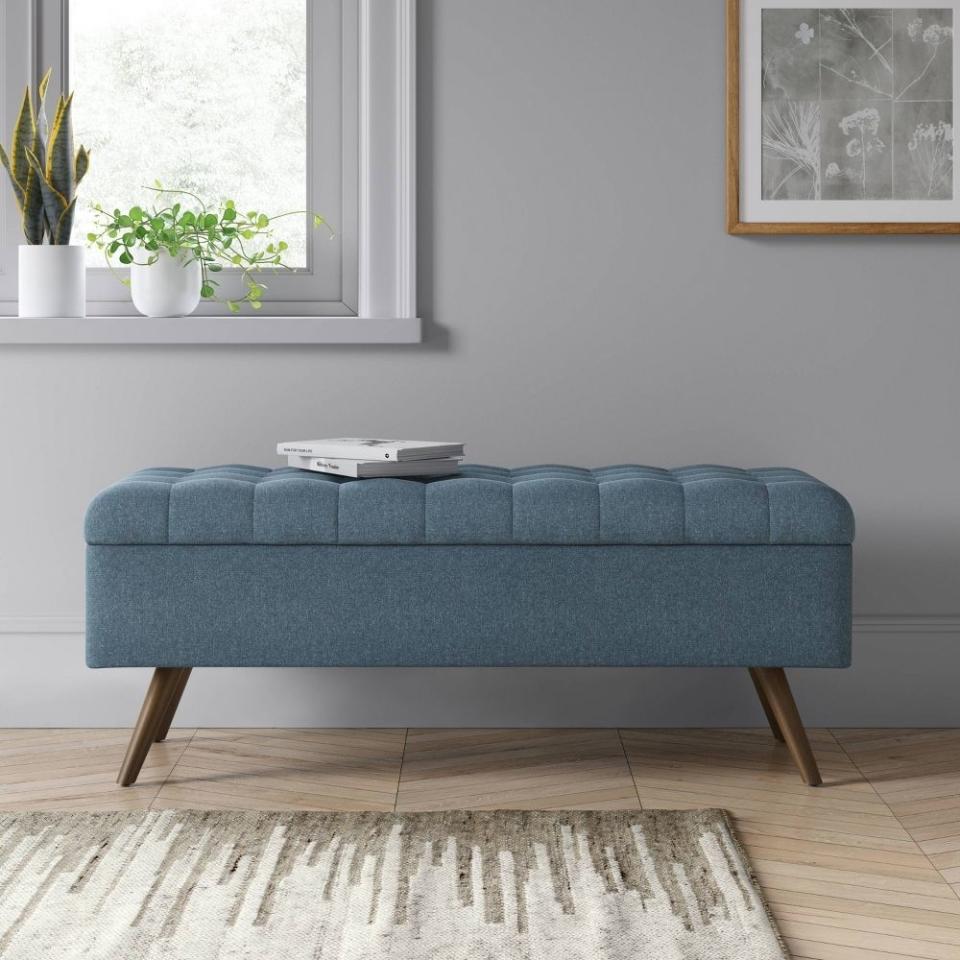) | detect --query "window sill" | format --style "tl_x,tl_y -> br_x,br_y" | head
0,315 -> 421,345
